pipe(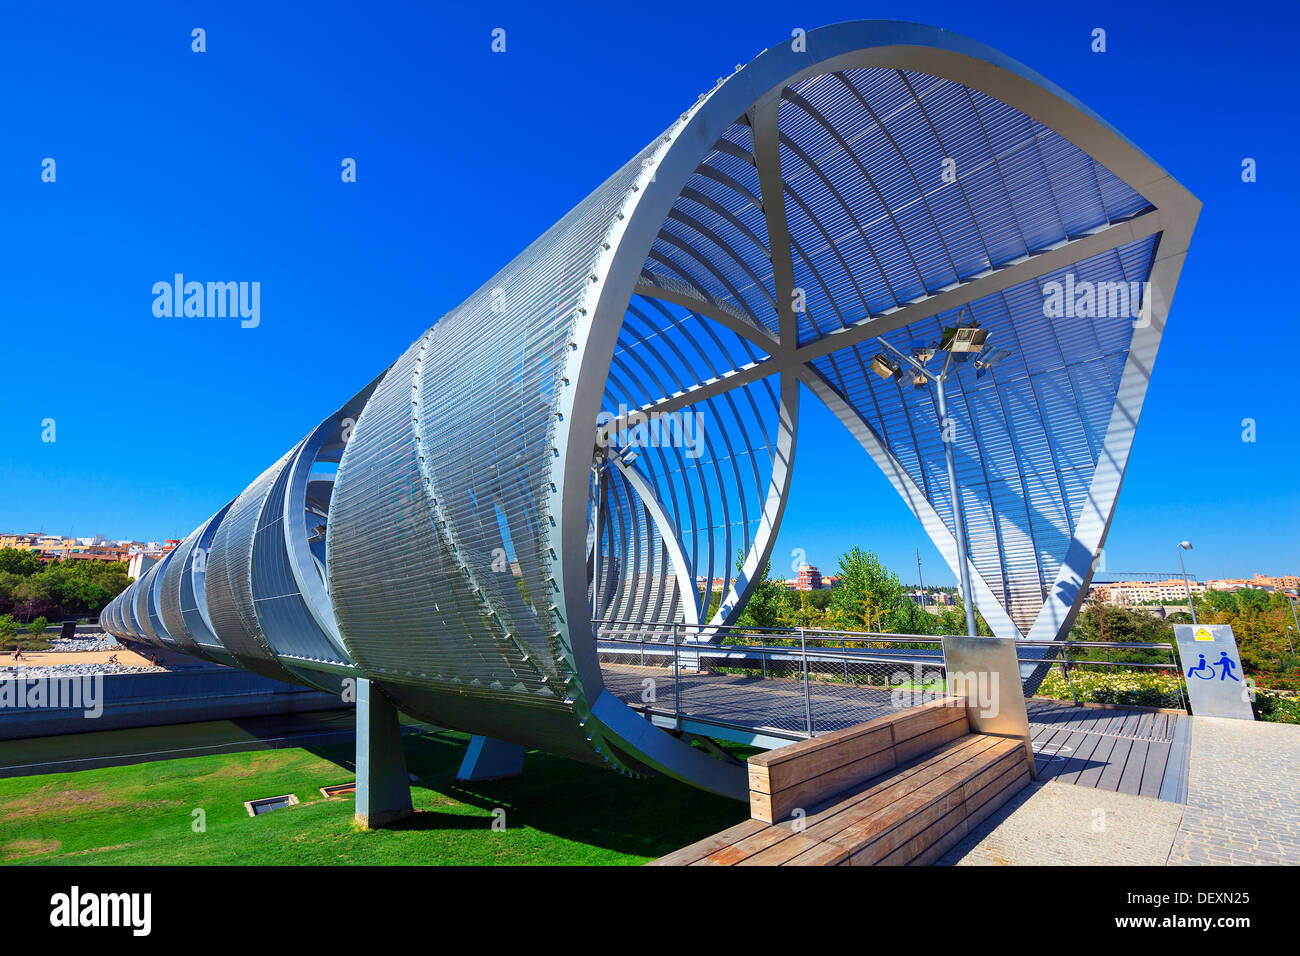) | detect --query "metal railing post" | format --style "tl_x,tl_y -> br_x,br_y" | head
1171,644 -> 1188,713
672,622 -> 681,730
1060,645 -> 1078,704
800,627 -> 813,737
